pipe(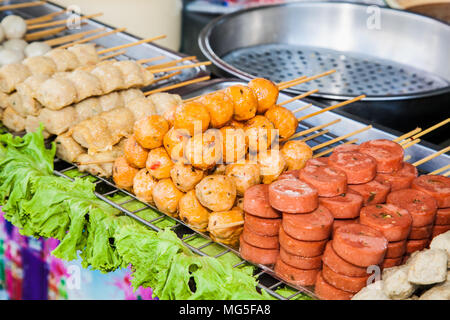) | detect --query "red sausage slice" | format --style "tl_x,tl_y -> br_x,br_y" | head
243,184 -> 281,218
328,151 -> 377,184
315,272 -> 353,300
411,175 -> 450,208
298,165 -> 347,197
348,180 -> 391,206
406,239 -> 429,254
279,247 -> 322,270
332,218 -> 360,238
274,257 -> 319,287
386,188 -> 438,227
381,257 -> 403,269
436,208 -> 450,225
279,227 -> 327,257
242,225 -> 279,249
244,213 -> 281,236
322,263 -> 369,293
268,179 -> 318,213
409,224 -> 433,240
278,170 -> 300,180
359,204 -> 412,242
333,144 -> 360,154
359,139 -> 404,173
305,157 -> 329,168
386,240 -> 407,259
332,224 -> 388,267
239,235 -> 279,265
322,241 -> 368,277
375,162 -> 418,192
319,193 -> 363,219
432,225 -> 450,238
282,205 -> 334,241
